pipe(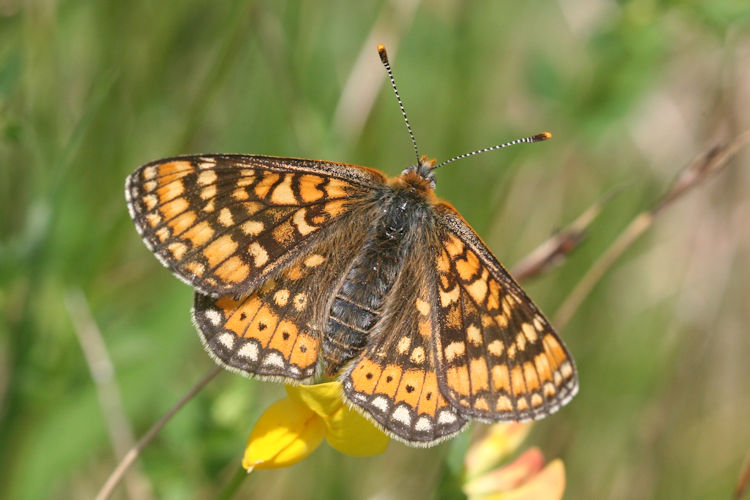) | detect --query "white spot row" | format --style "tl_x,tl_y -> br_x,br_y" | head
205,309 -> 222,326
